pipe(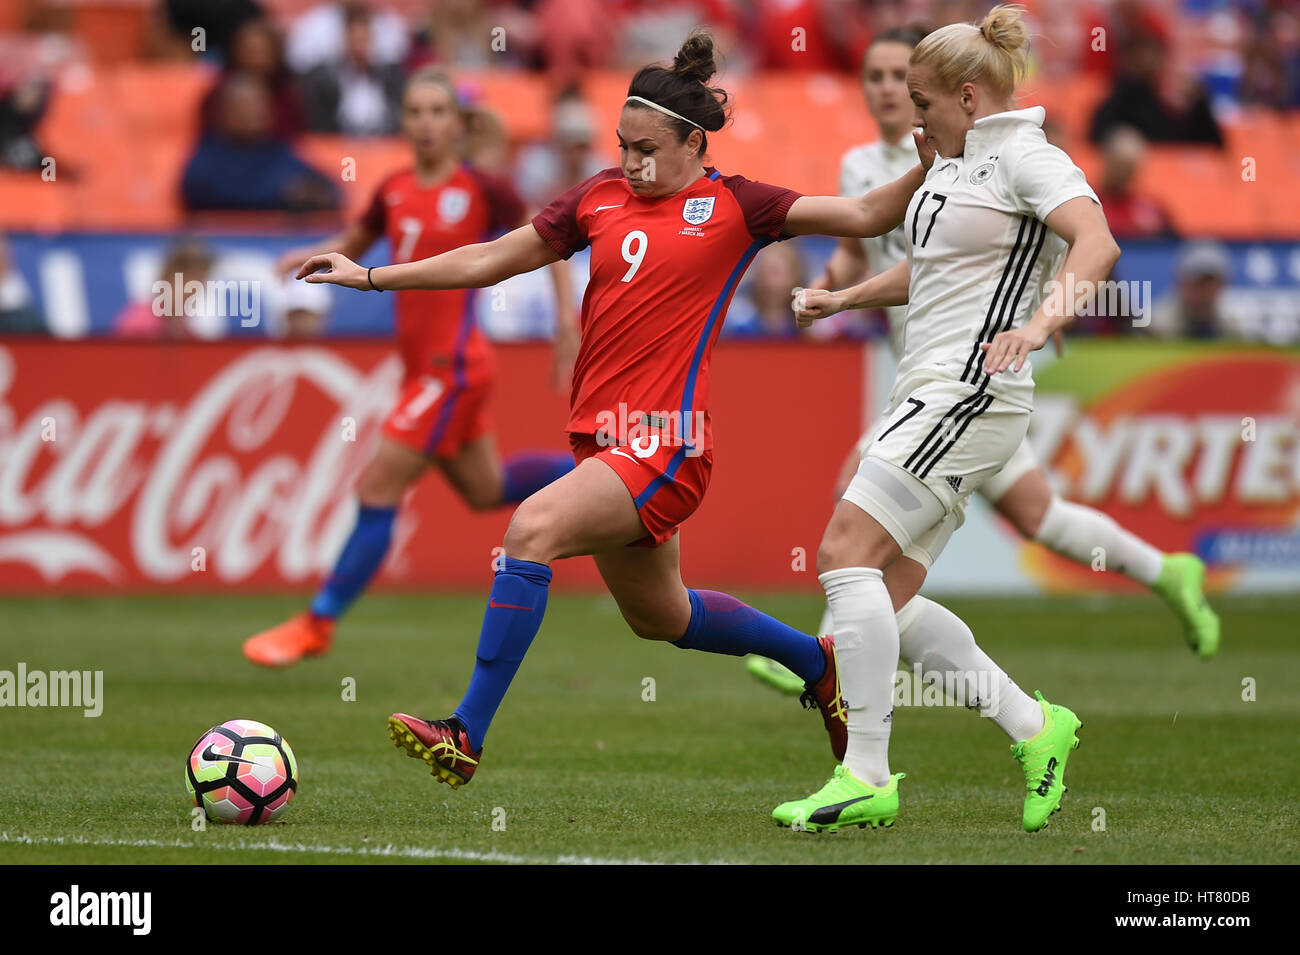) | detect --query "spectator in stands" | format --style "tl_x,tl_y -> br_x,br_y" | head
514,89 -> 609,206
407,0 -> 537,72
1148,241 -> 1245,340
287,1 -> 410,75
113,238 -> 215,339
1095,126 -> 1175,239
463,103 -> 511,173
280,276 -> 332,339
1078,0 -> 1172,80
165,0 -> 265,60
200,15 -> 305,142
533,0 -> 616,84
725,241 -> 809,339
300,4 -> 404,135
1238,28 -> 1300,110
0,69 -> 49,171
1090,34 -> 1223,146
754,0 -> 871,72
0,234 -> 46,334
182,75 -> 339,212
